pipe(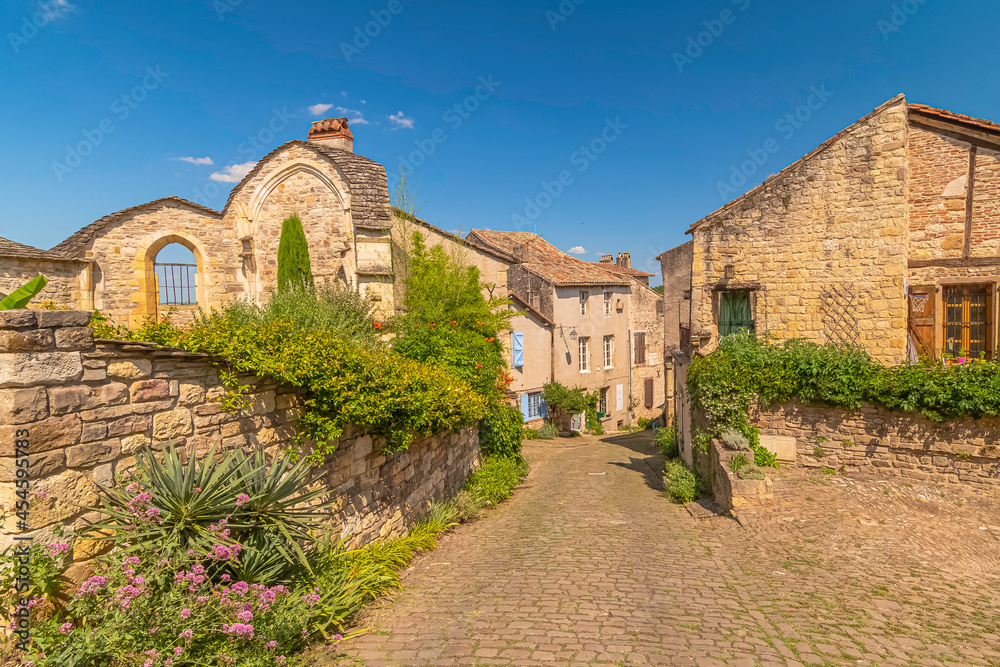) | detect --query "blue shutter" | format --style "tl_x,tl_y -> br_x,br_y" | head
511,331 -> 524,368
520,394 -> 529,422
539,397 -> 548,418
